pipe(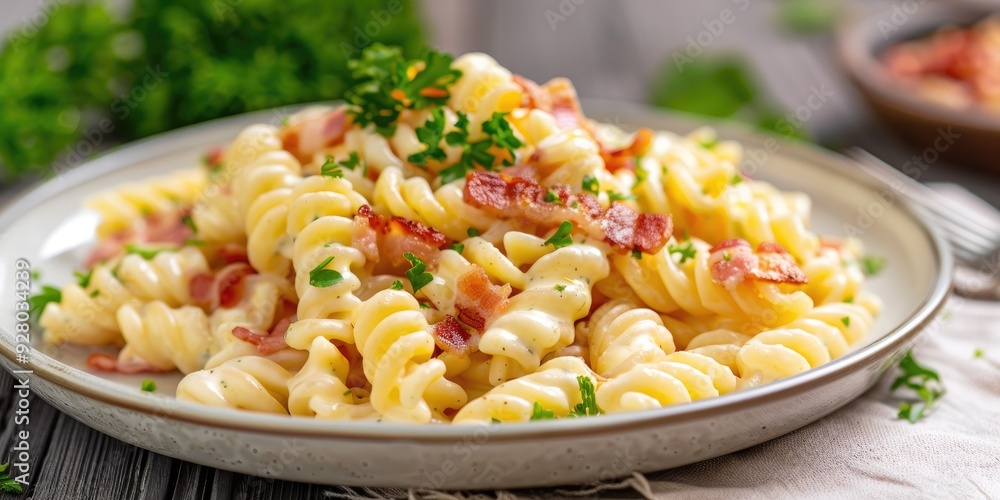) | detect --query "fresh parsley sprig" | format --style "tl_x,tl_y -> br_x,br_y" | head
668,241 -> 697,264
860,255 -> 886,276
344,44 -> 461,136
407,107 -> 449,167
530,401 -> 555,420
0,462 -> 23,494
891,350 -> 945,423
403,252 -> 434,293
530,376 -> 602,421
309,256 -> 344,288
438,111 -> 523,185
544,221 -> 575,249
28,285 -> 61,322
124,244 -> 169,260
